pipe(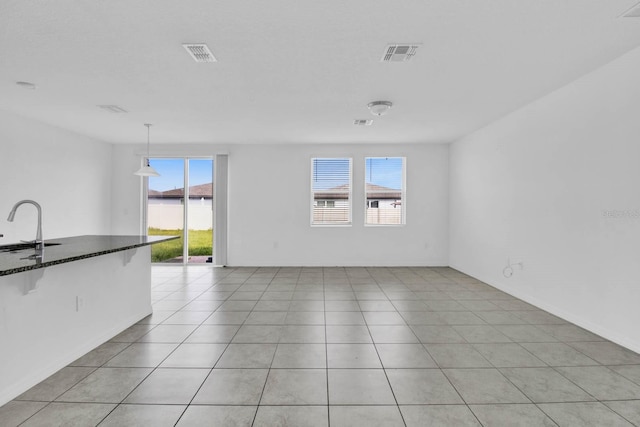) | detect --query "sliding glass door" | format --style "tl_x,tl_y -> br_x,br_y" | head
146,158 -> 213,264
186,159 -> 213,264
147,159 -> 185,263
